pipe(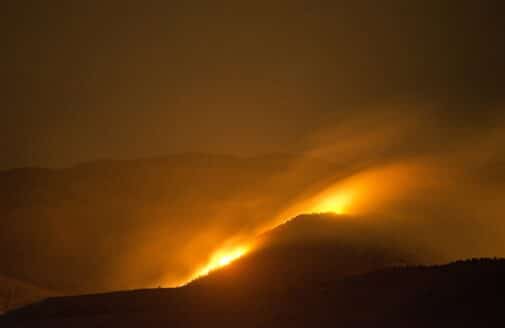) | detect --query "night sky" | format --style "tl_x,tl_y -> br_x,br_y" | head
3,1 -> 504,169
